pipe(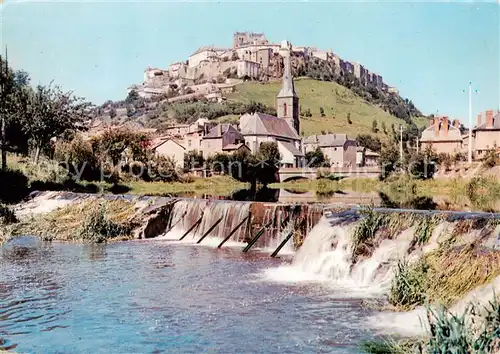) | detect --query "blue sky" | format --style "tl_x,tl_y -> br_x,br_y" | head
1,0 -> 499,124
